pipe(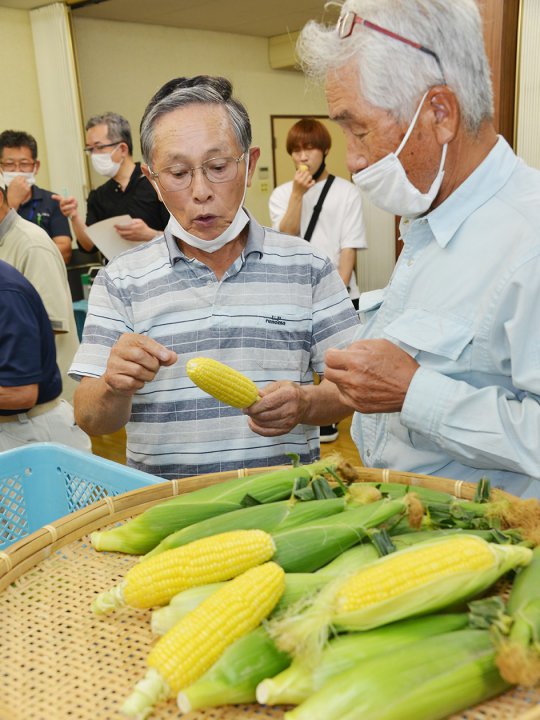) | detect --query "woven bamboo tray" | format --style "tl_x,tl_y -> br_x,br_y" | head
1,465 -> 539,720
